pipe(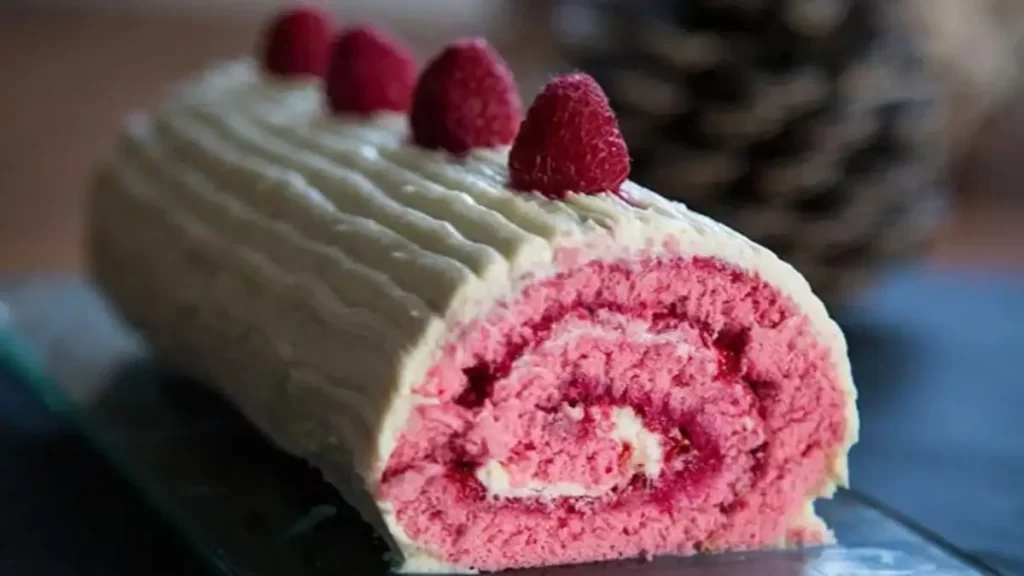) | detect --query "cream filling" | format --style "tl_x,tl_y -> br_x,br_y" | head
545,314 -> 694,358
474,406 -> 663,499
